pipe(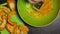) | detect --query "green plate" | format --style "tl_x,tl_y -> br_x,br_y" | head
10,14 -> 24,25
17,0 -> 59,27
0,29 -> 9,34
